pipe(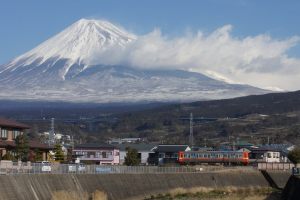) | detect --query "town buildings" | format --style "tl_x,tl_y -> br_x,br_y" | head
0,117 -> 50,161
